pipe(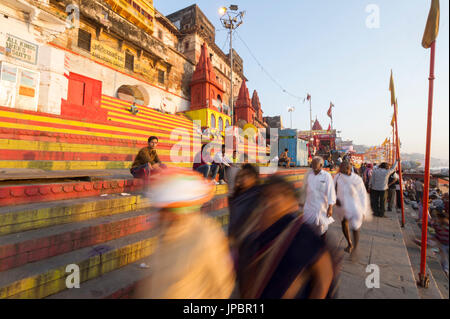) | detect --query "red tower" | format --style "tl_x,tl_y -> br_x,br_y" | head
312,118 -> 323,130
189,43 -> 225,112
251,90 -> 264,126
234,80 -> 255,125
